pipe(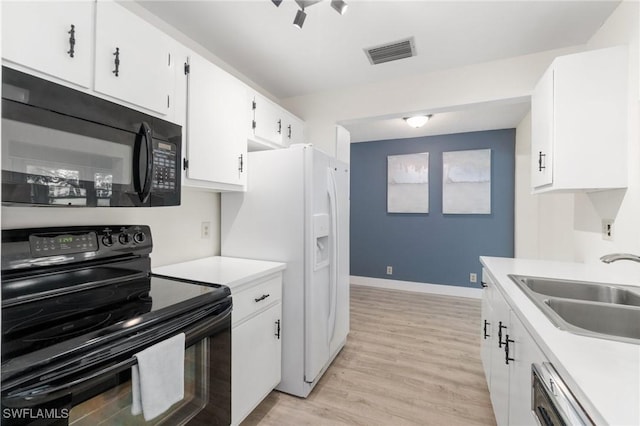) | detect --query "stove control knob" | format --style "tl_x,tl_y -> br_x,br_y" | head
102,235 -> 114,247
133,232 -> 146,244
118,233 -> 131,245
